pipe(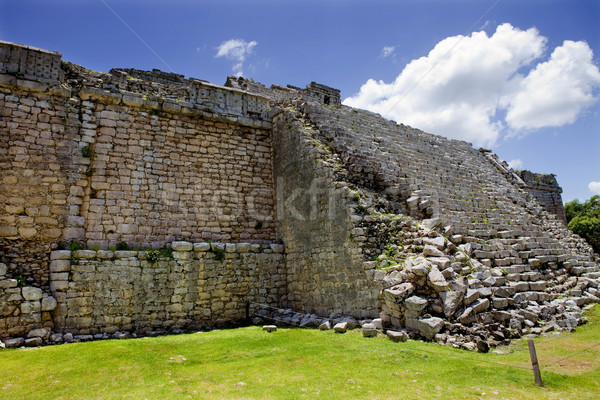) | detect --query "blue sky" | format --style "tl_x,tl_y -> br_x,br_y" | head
1,0 -> 598,202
